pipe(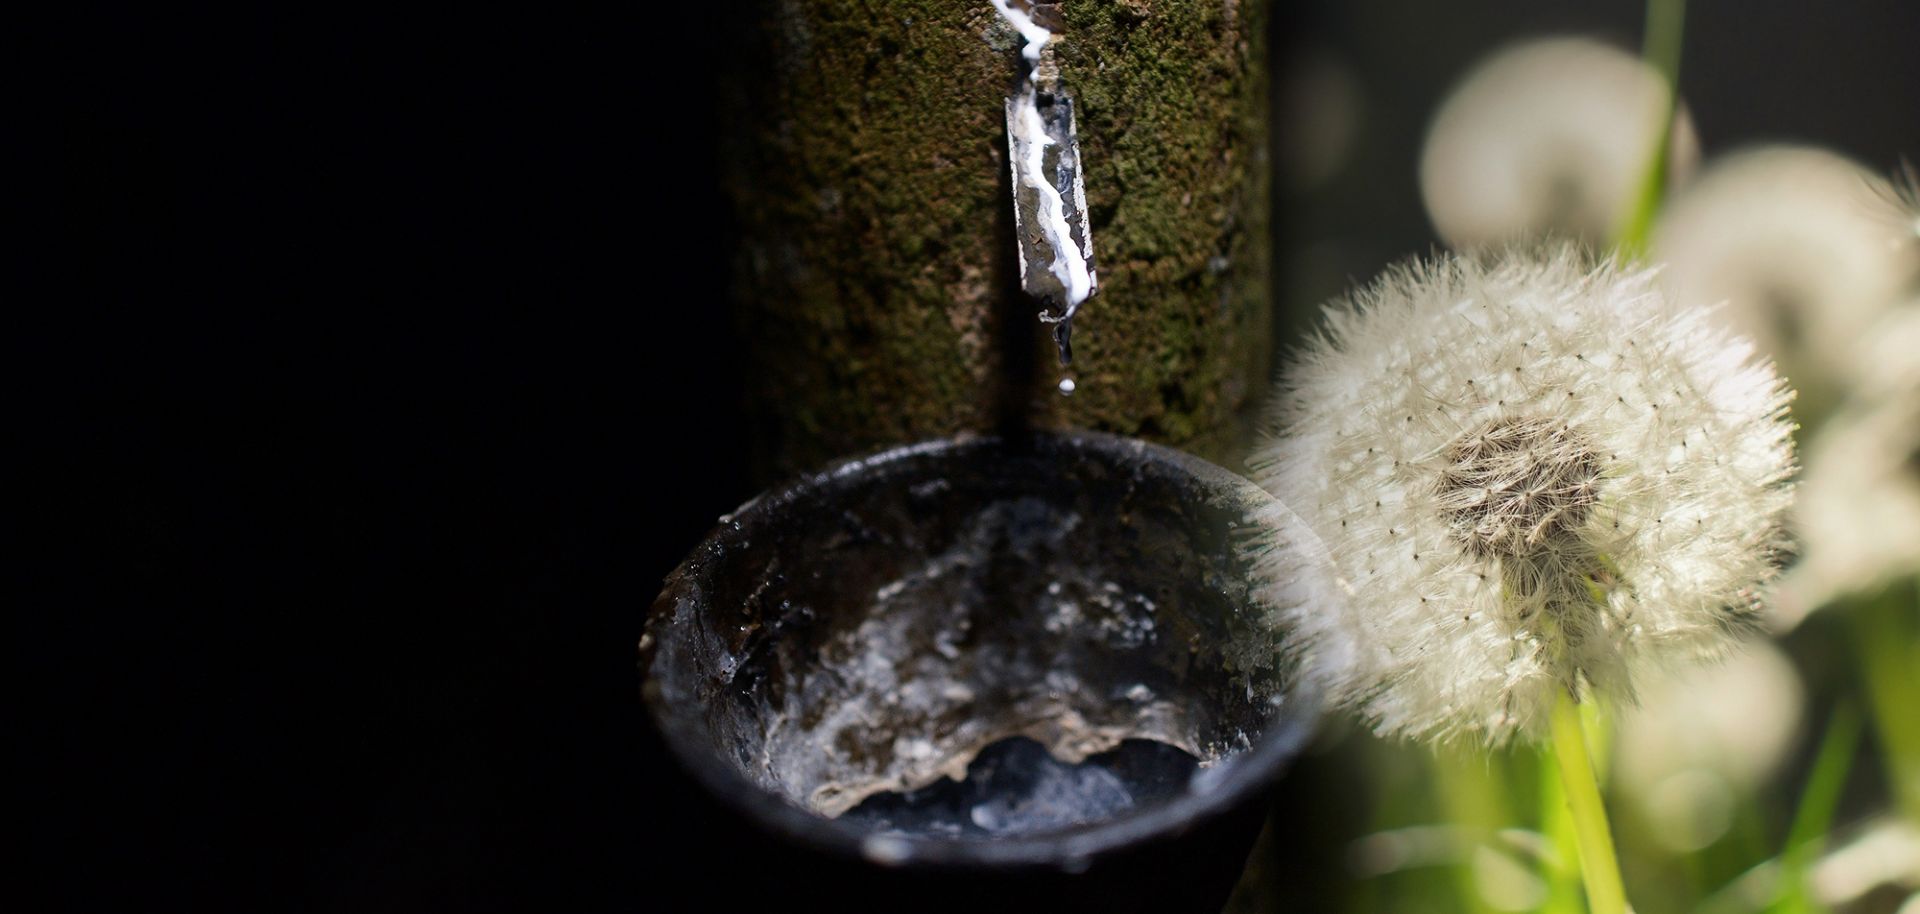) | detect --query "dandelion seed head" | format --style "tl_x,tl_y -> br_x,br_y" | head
1249,246 -> 1796,742
1615,639 -> 1804,801
1776,388 -> 1920,626
1420,37 -> 1700,248
1437,416 -> 1602,559
1845,300 -> 1920,403
1653,146 -> 1920,402
1613,640 -> 1804,851
1889,159 -> 1920,244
